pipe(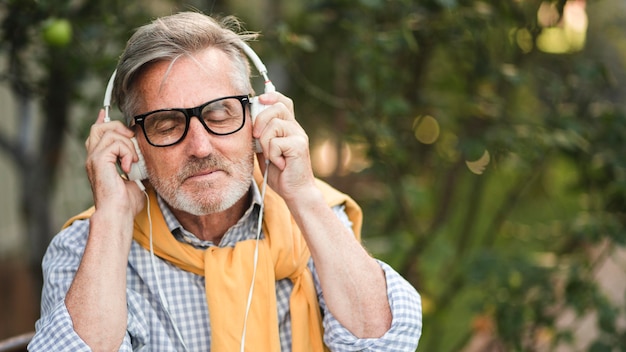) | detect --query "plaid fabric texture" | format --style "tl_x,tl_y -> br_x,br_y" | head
29,184 -> 422,351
